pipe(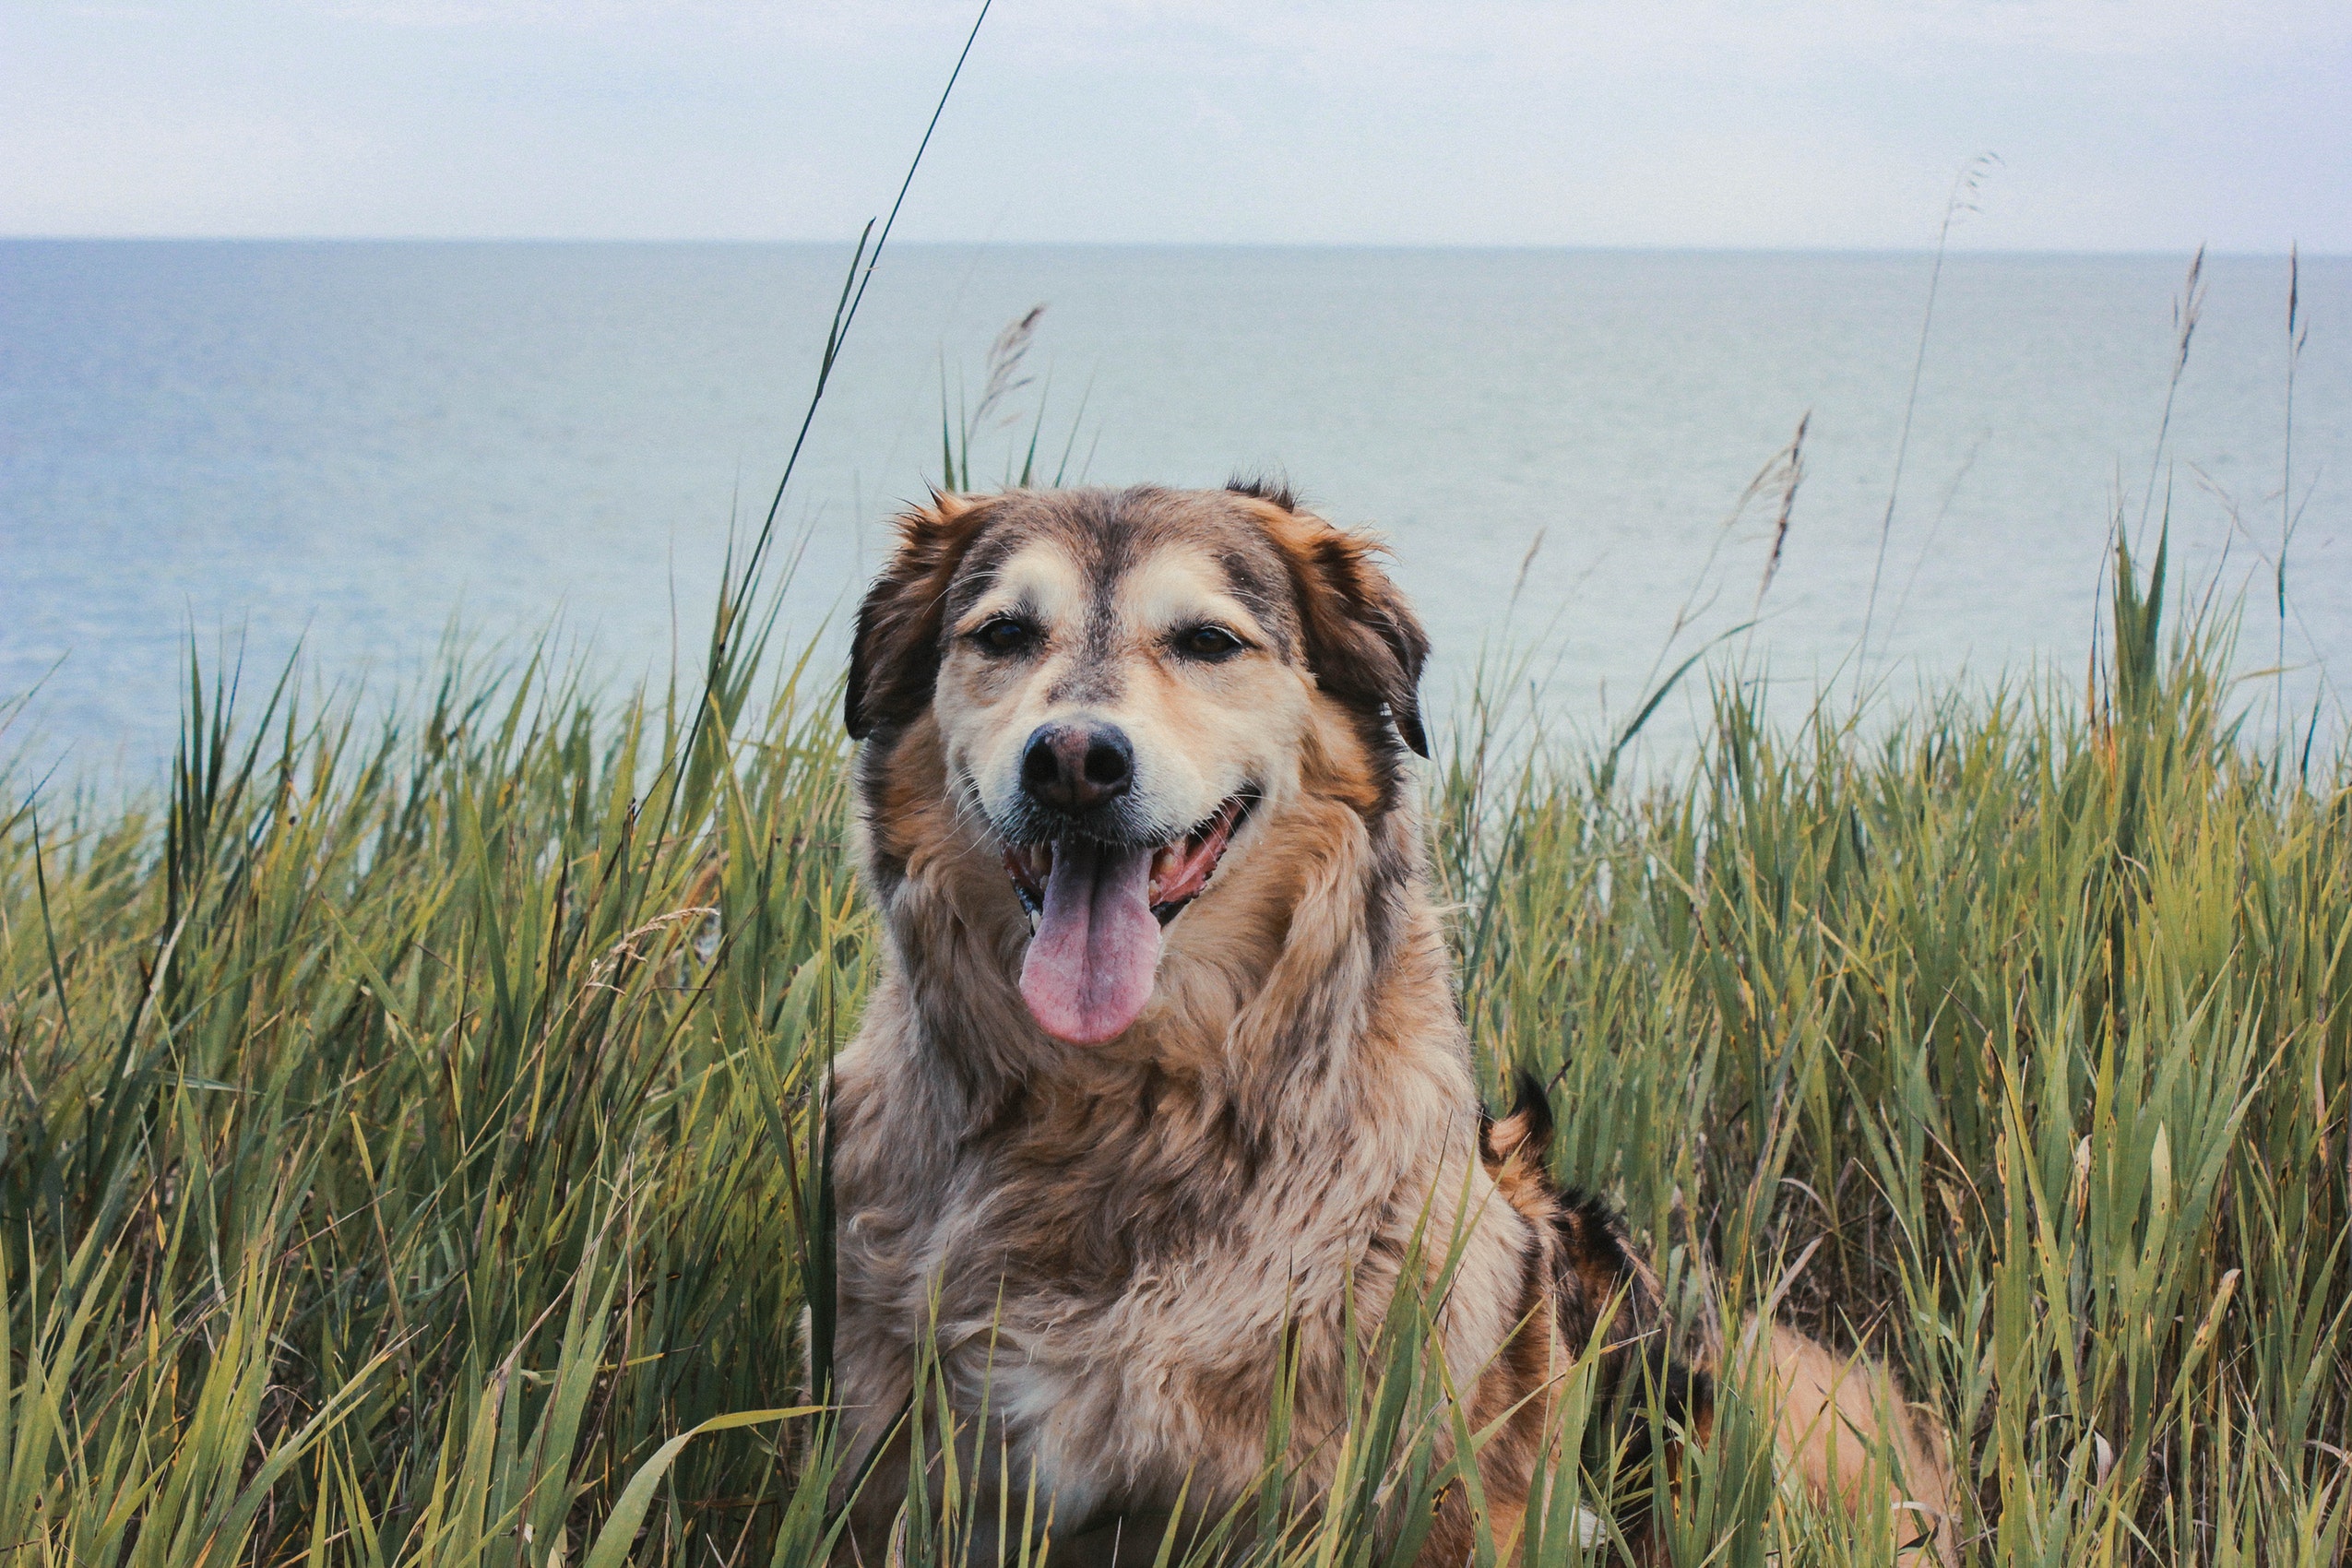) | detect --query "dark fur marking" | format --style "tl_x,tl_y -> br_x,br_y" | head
943,524 -> 1037,622
1226,473 -> 1299,512
1480,1068 -> 1556,1168
1043,666 -> 1126,706
1467,1066 -> 1718,1543
1076,494 -> 1141,675
1215,548 -> 1298,658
